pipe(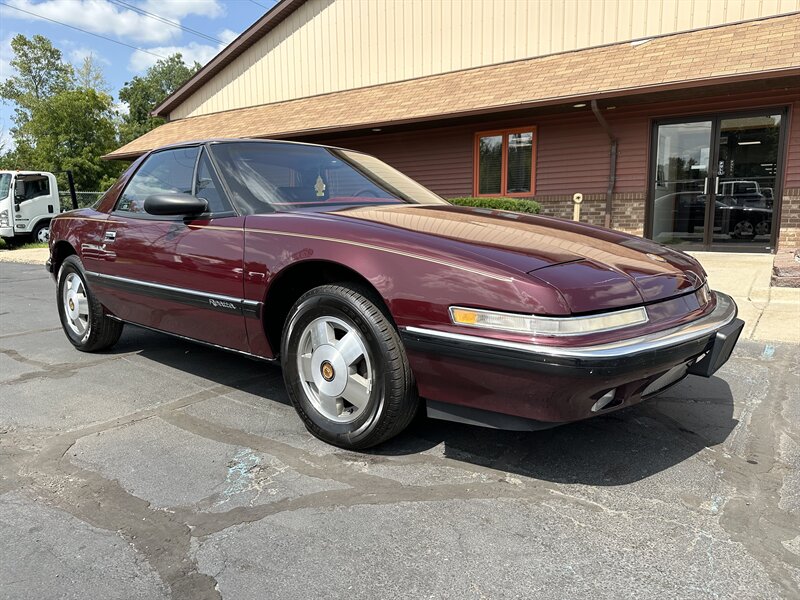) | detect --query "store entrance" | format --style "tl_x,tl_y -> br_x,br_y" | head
649,110 -> 785,251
